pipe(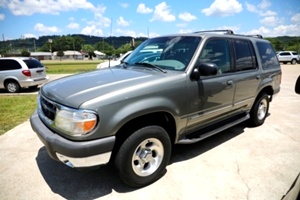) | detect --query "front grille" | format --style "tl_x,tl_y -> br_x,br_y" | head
40,95 -> 57,121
